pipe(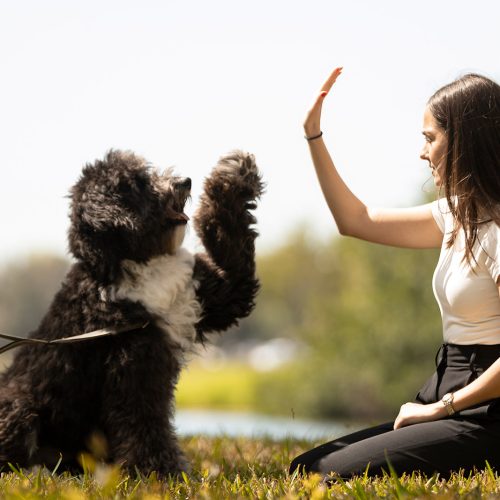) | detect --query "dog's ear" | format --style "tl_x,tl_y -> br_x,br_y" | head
70,150 -> 149,233
76,185 -> 139,233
